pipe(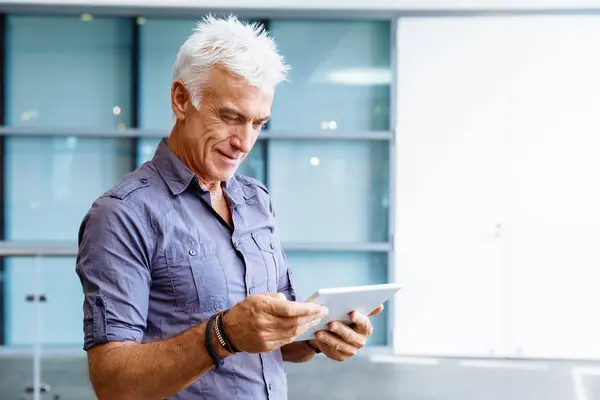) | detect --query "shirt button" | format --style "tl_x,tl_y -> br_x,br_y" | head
268,383 -> 274,391
249,288 -> 255,295
270,243 -> 275,250
140,178 -> 148,184
189,249 -> 197,256
95,297 -> 103,307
